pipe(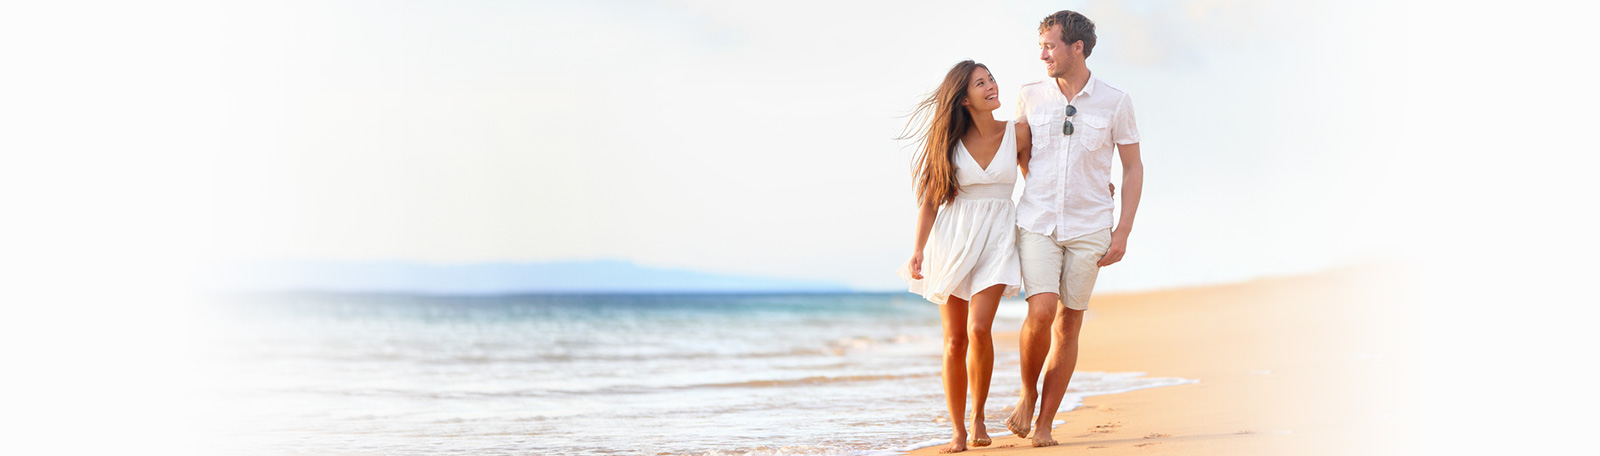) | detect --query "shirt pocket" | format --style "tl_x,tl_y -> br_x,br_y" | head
1076,114 -> 1112,151
1027,111 -> 1055,151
